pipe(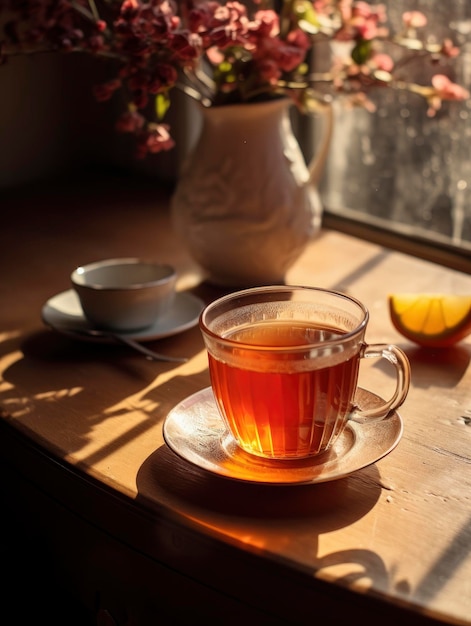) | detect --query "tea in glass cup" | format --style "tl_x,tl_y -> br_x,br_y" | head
199,286 -> 410,460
